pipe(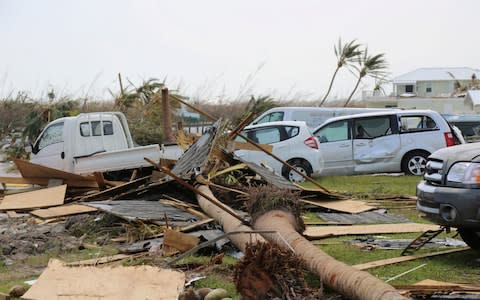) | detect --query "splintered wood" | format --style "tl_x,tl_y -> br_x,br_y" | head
22,259 -> 185,300
0,185 -> 66,210
304,223 -> 441,239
